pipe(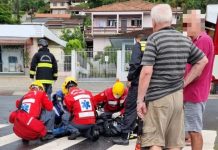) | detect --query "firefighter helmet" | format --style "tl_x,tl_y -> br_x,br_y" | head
62,77 -> 78,94
30,80 -> 44,91
112,80 -> 125,98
